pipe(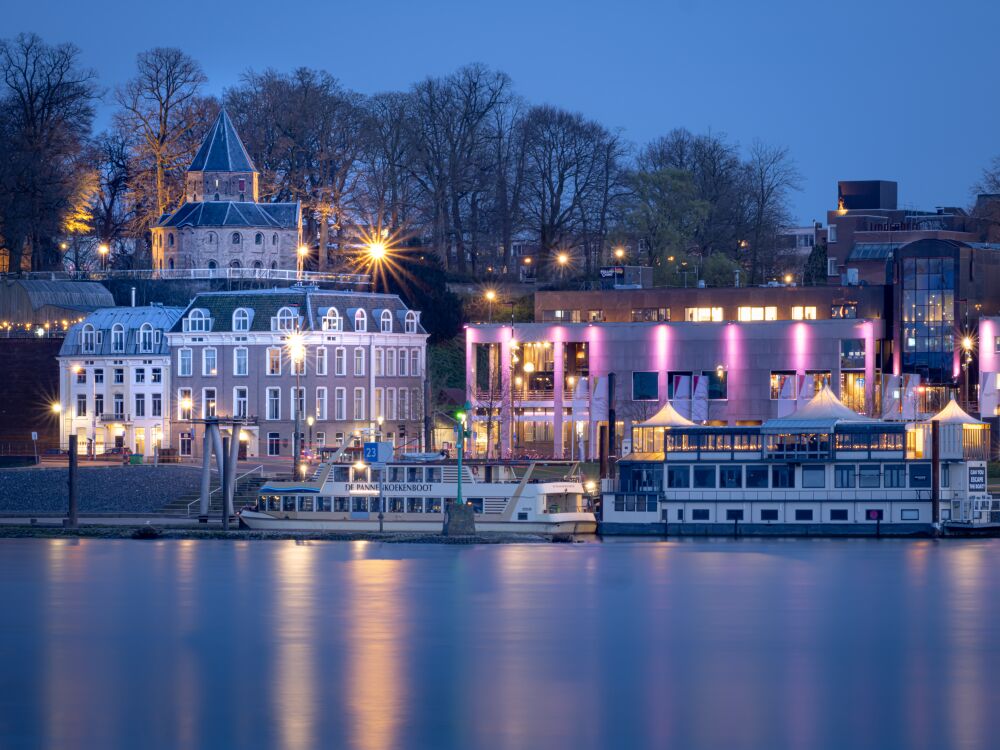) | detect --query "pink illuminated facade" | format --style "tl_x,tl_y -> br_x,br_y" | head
467,319 -> 884,460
